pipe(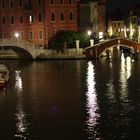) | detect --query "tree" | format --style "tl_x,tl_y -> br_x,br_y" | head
48,30 -> 90,52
